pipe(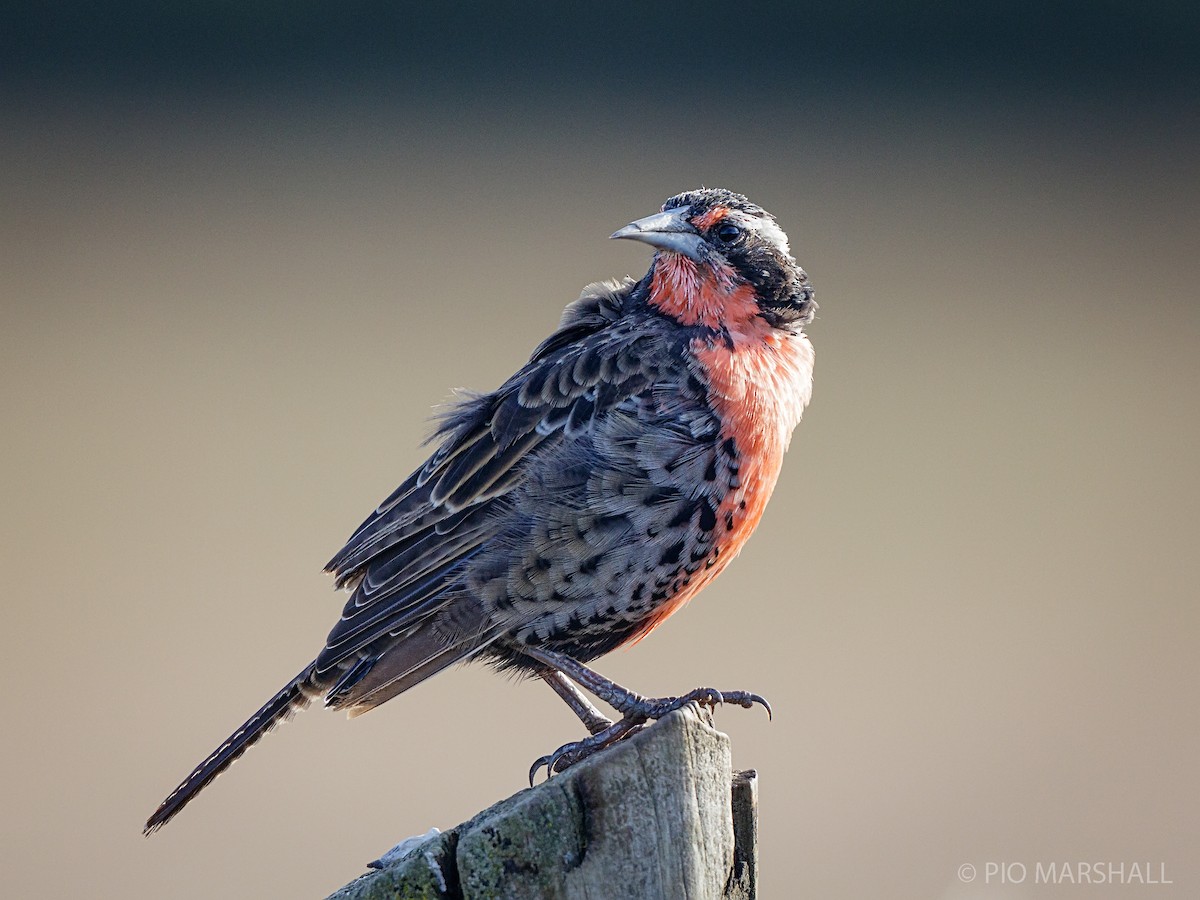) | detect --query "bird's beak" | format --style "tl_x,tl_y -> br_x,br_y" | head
610,208 -> 705,262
